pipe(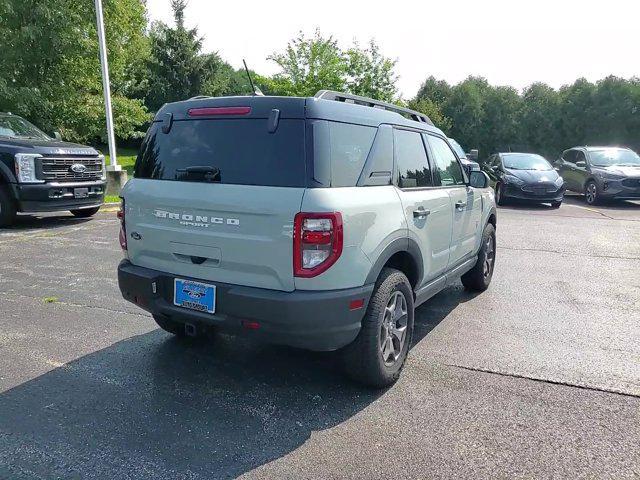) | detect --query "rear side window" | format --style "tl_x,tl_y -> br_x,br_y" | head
427,135 -> 465,186
134,119 -> 306,187
311,120 -> 377,187
394,129 -> 433,188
